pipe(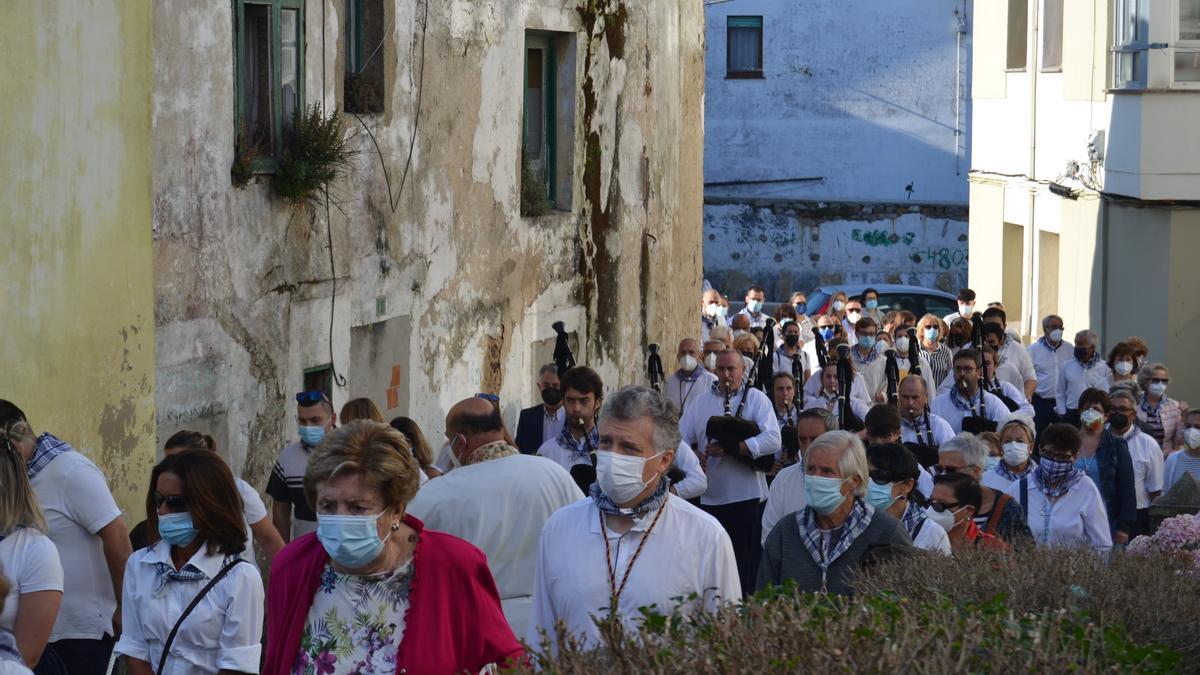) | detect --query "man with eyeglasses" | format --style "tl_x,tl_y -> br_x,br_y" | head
267,391 -> 338,542
930,349 -> 1010,434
